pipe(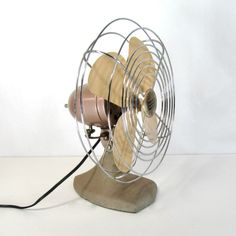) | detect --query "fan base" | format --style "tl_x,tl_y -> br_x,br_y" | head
73,151 -> 157,213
